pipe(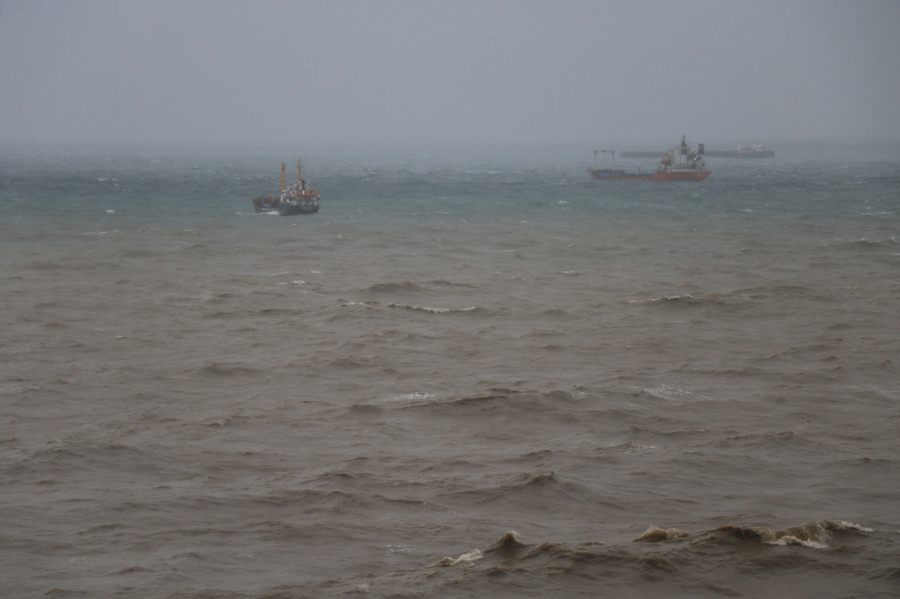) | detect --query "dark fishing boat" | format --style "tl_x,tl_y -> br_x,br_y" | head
252,160 -> 320,215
